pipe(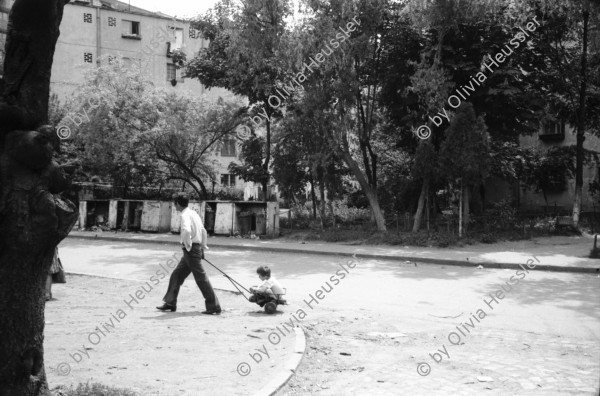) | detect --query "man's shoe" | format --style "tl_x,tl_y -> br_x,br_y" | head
201,309 -> 221,315
156,303 -> 176,312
